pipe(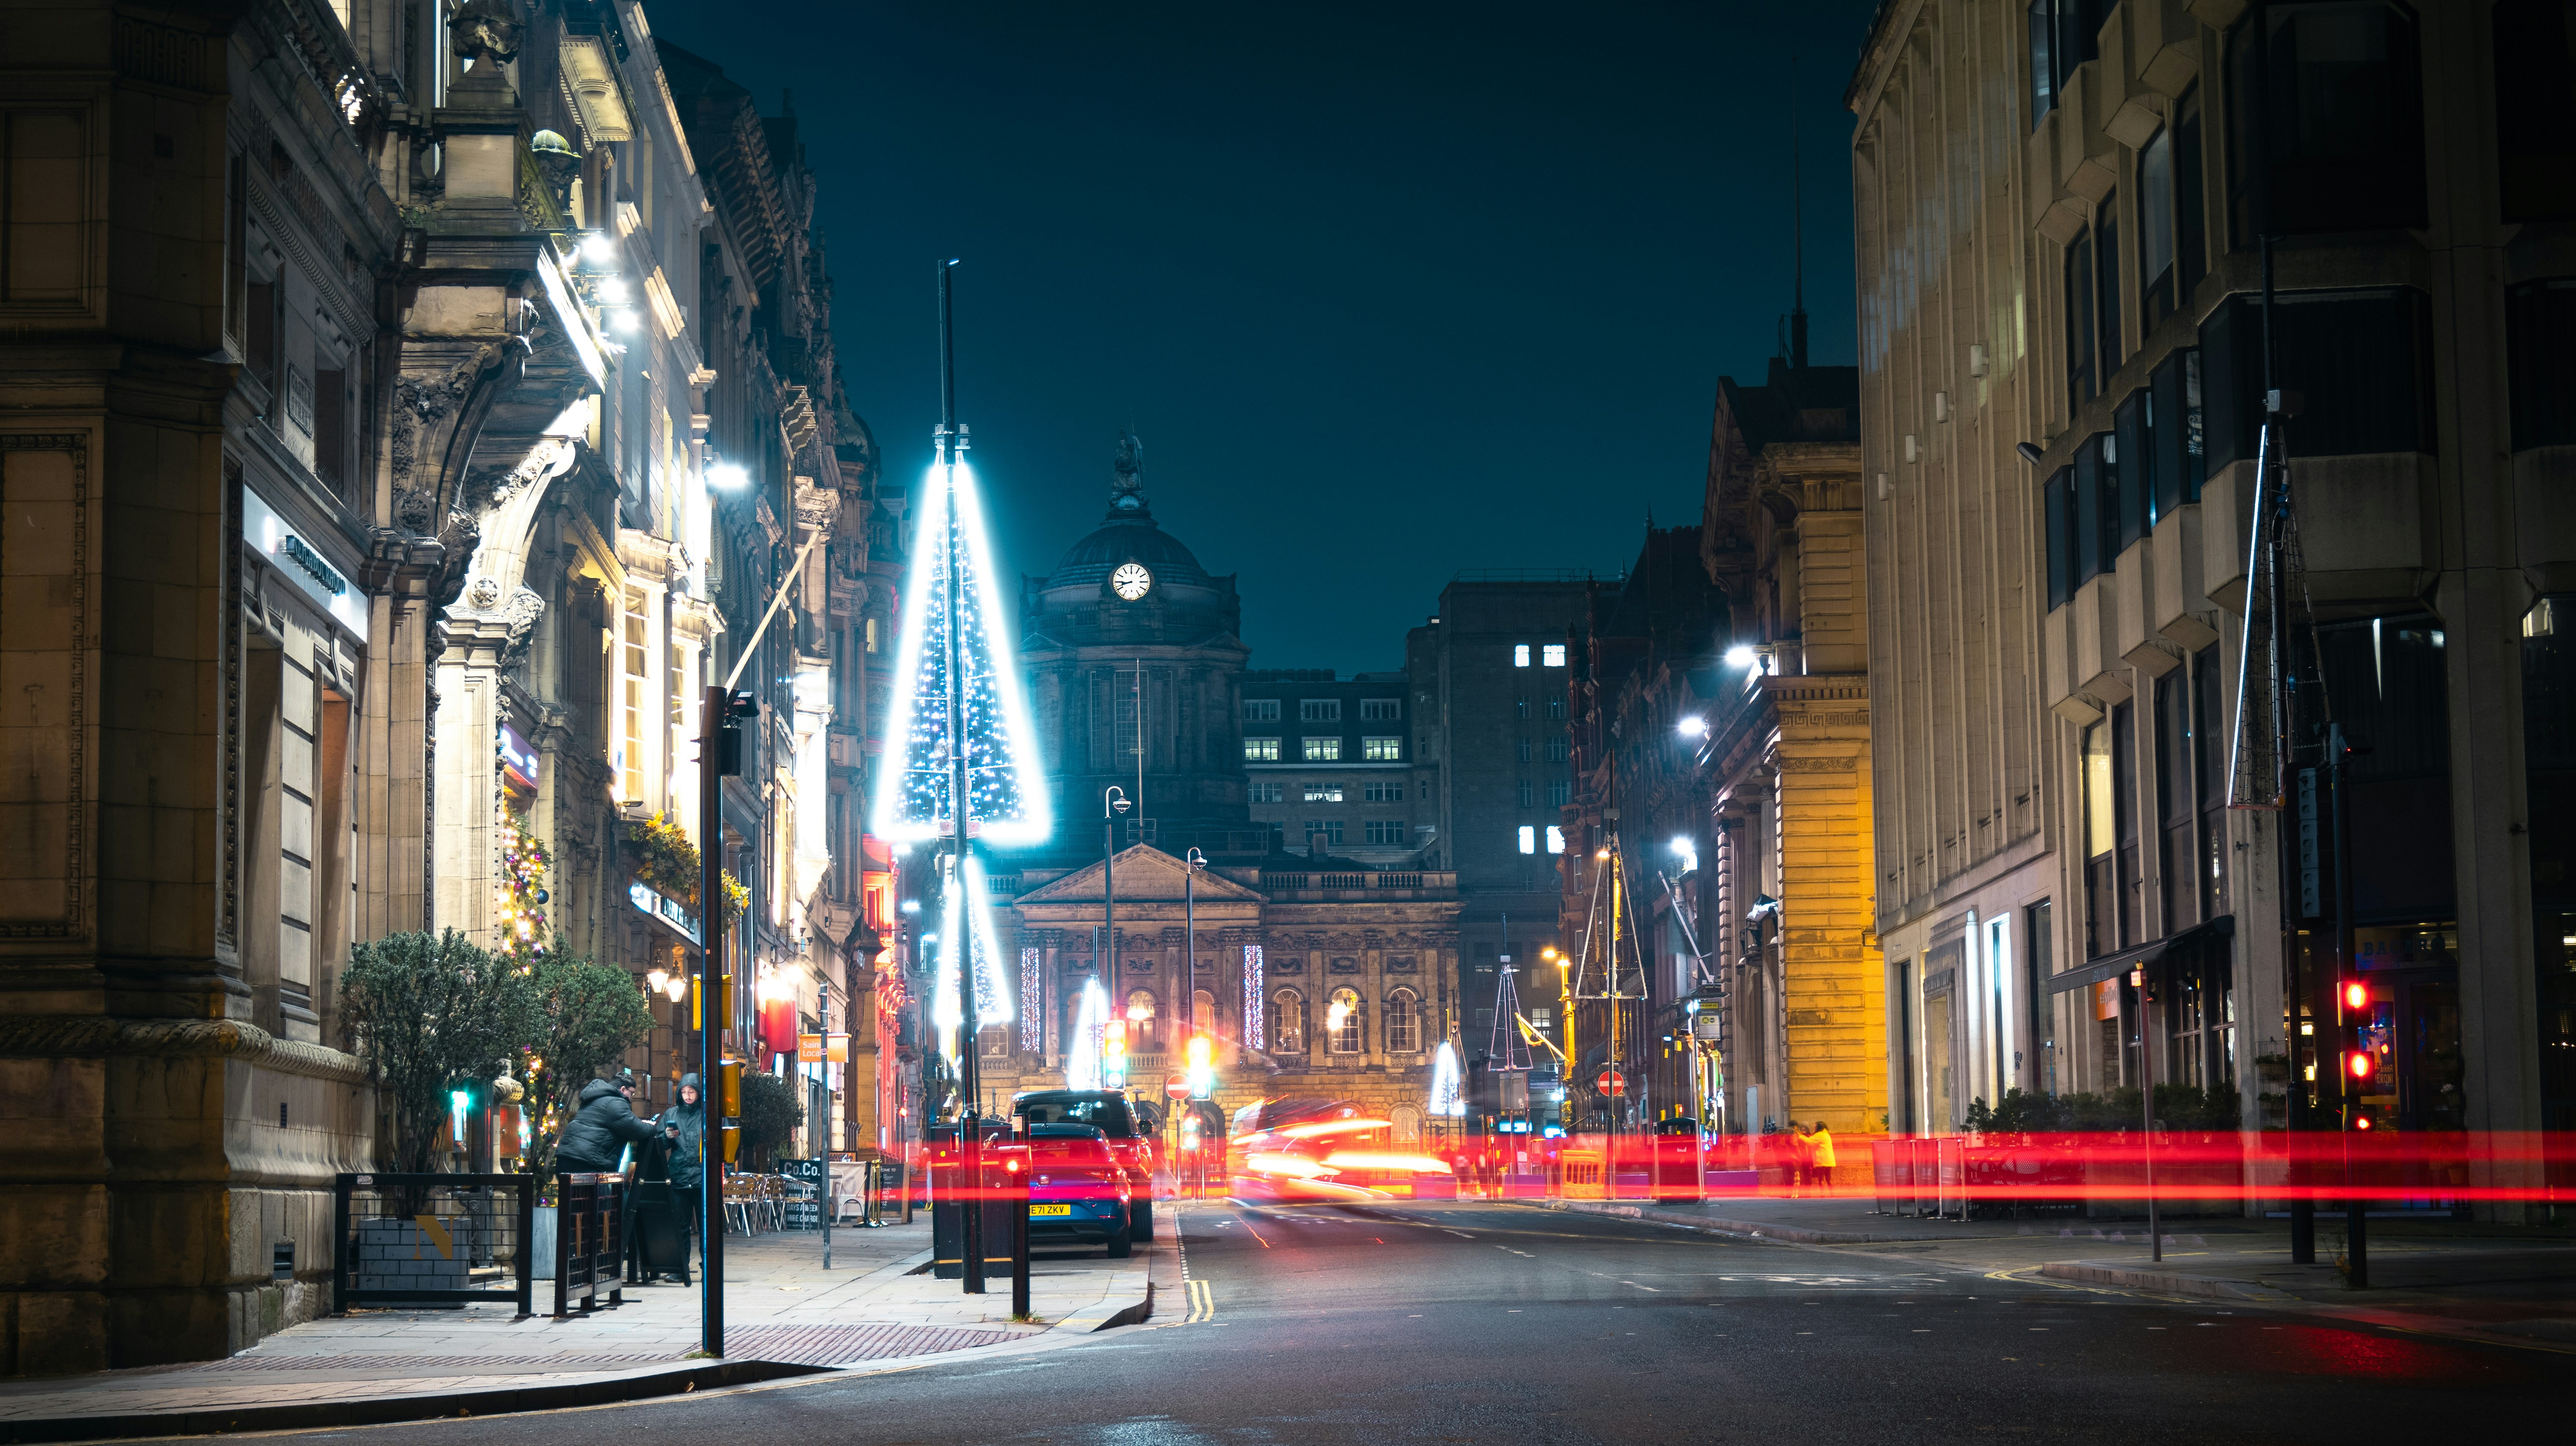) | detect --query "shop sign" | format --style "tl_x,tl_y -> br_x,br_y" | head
500,724 -> 541,793
628,879 -> 701,944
